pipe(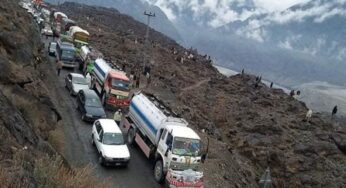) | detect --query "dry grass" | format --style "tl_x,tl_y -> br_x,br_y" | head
48,126 -> 65,154
34,155 -> 111,188
0,168 -> 11,188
